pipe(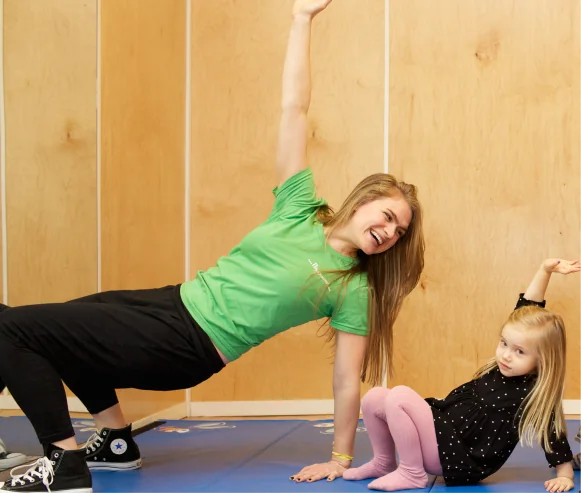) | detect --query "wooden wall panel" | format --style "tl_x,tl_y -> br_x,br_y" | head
389,0 -> 580,399
100,0 -> 187,420
4,0 -> 97,306
0,92 -> 3,307
189,0 -> 385,401
3,0 -> 578,418
100,0 -> 186,290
